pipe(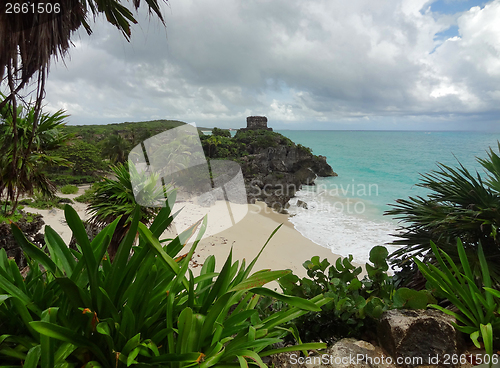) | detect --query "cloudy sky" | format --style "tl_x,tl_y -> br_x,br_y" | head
40,0 -> 500,130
